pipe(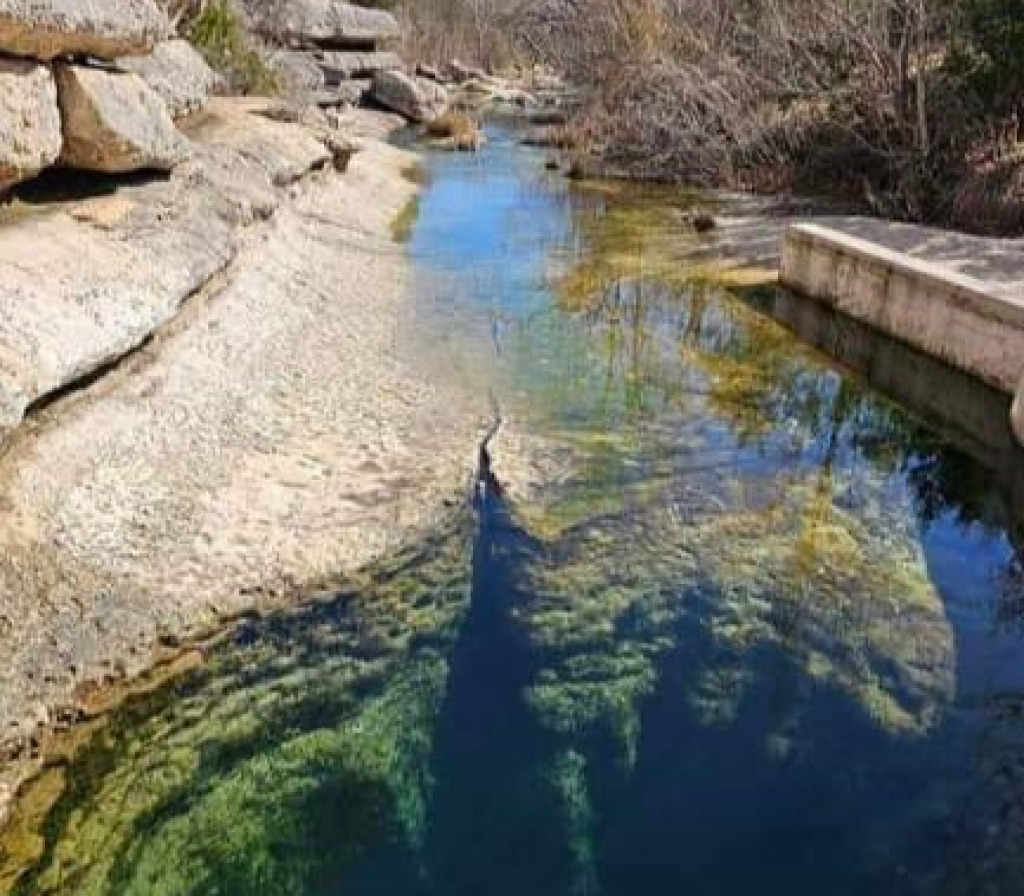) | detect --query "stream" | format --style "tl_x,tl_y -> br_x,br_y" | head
4,125 -> 1024,895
